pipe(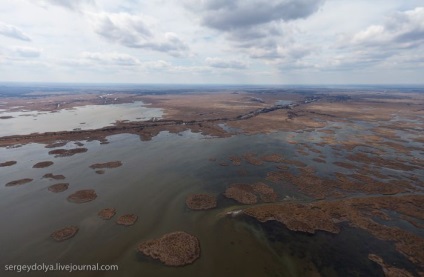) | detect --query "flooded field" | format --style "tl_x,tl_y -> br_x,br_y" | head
0,87 -> 423,276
